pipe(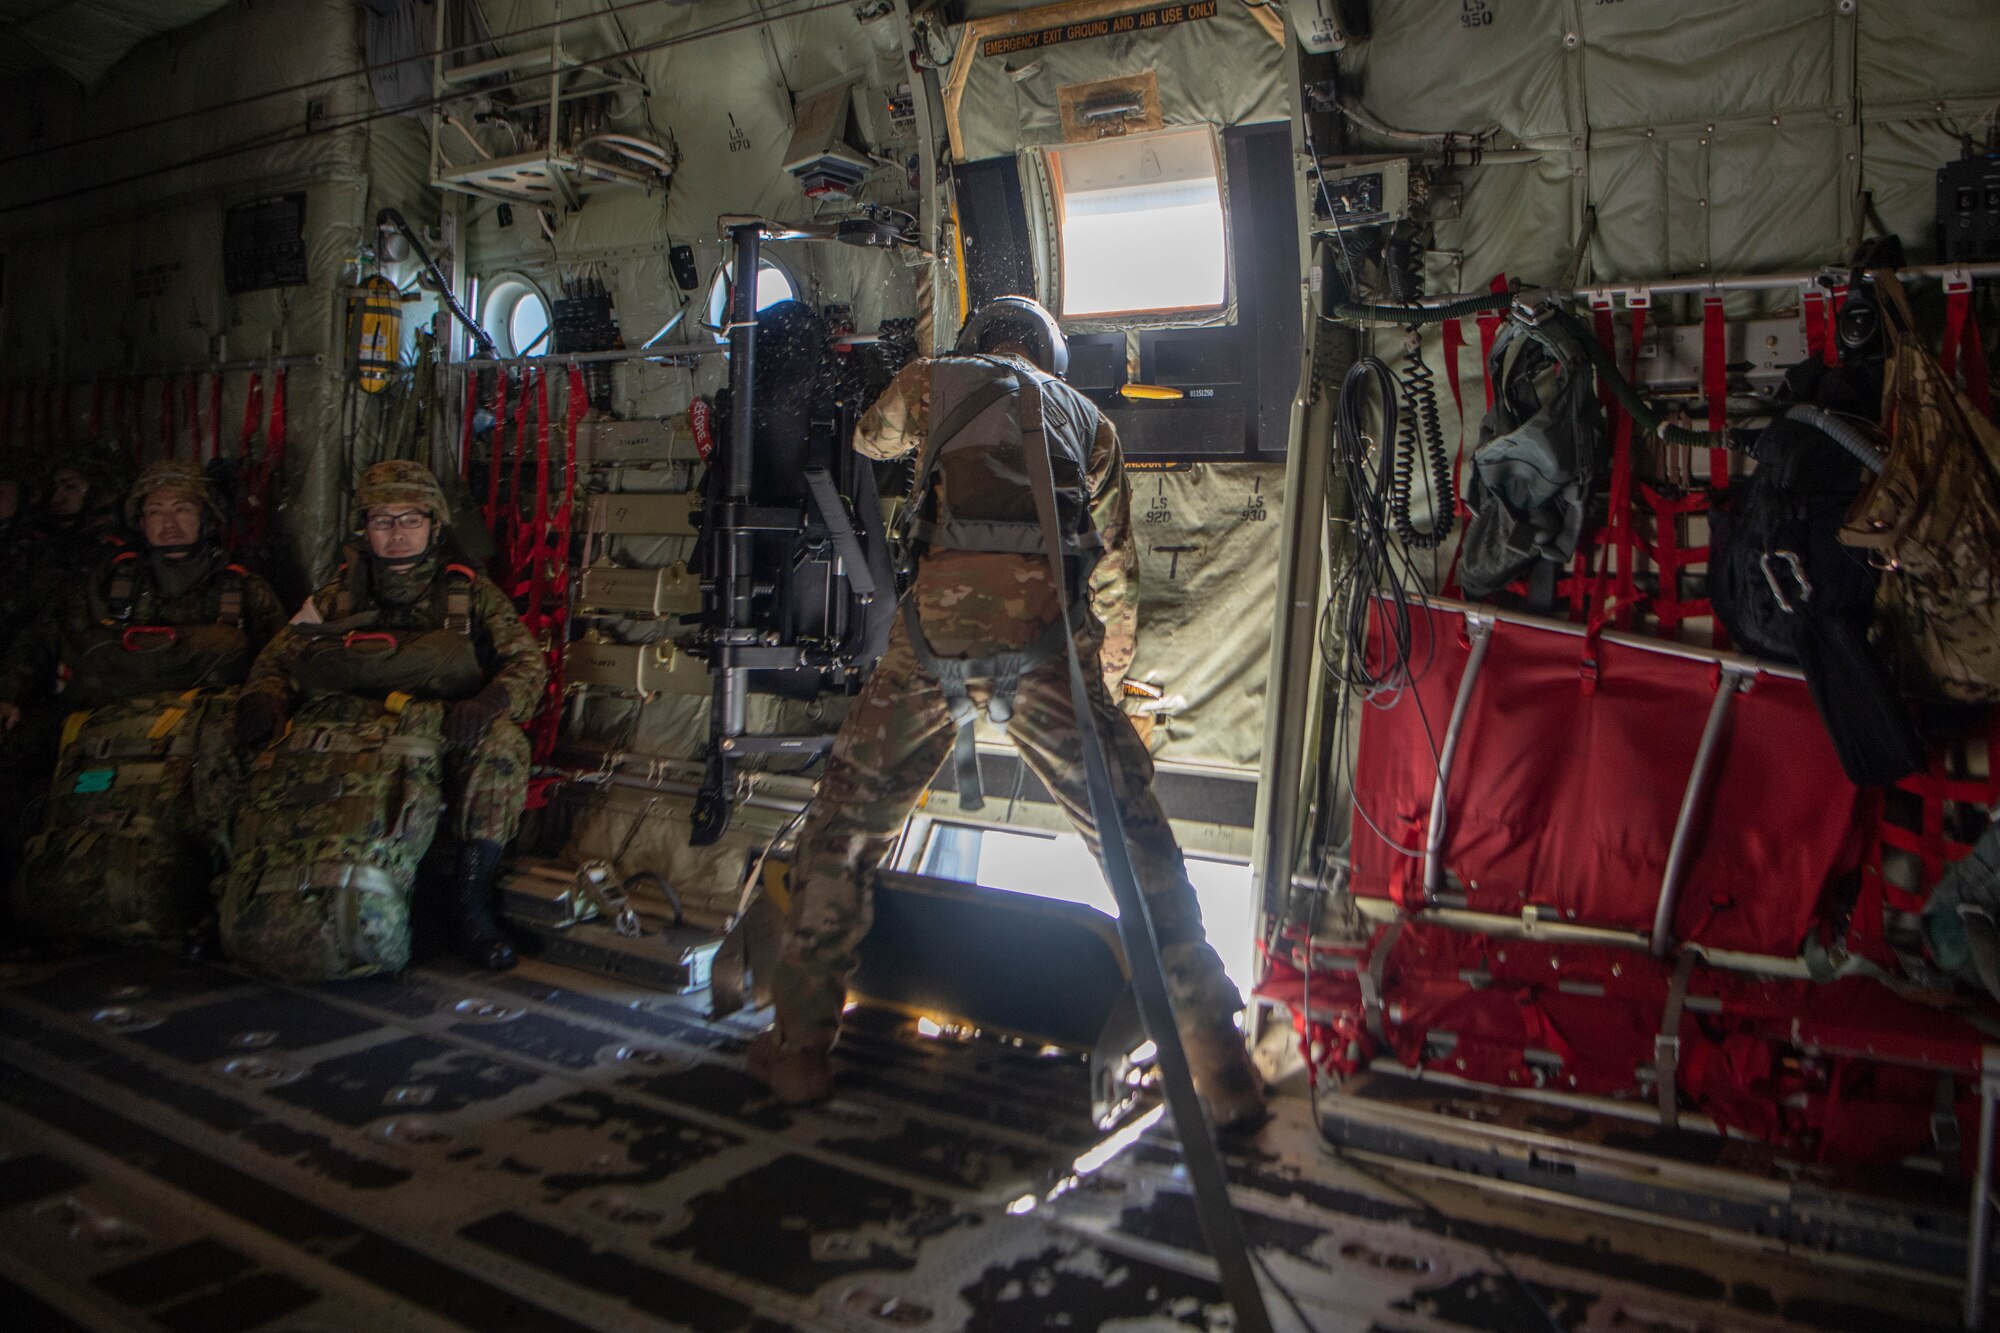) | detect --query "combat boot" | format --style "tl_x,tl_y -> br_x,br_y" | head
746,1030 -> 834,1105
1181,1019 -> 1268,1135
454,839 -> 518,971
